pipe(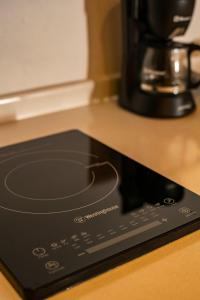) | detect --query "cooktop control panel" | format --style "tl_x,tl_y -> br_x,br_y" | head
31,201 -> 196,260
